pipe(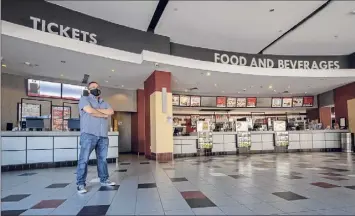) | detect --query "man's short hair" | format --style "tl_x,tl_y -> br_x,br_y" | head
87,81 -> 99,88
